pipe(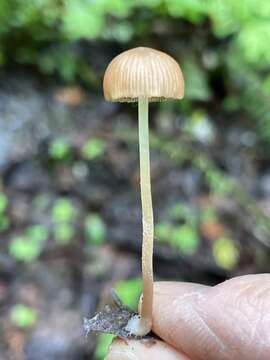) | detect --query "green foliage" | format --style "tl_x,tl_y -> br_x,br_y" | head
114,278 -> 143,310
155,200 -> 236,258
171,224 -> 200,255
156,202 -> 200,255
206,168 -> 234,194
165,0 -> 206,23
0,0 -> 267,72
52,198 -> 76,223
81,138 -> 106,161
49,139 -> 71,161
9,224 -> 48,262
85,214 -> 106,245
201,206 -> 218,223
0,0 -> 269,141
212,237 -> 239,270
103,22 -> 133,43
155,222 -> 173,242
207,0 -> 270,38
0,192 -> 10,232
51,198 -> 76,245
53,223 -> 74,244
194,156 -> 234,194
0,193 -> 8,213
10,304 -> 37,329
95,334 -> 114,360
222,96 -> 240,112
26,224 -> 49,243
94,278 -> 142,359
236,21 -> 270,68
151,133 -> 232,196
9,236 -> 40,262
170,203 -> 195,223
0,215 -> 10,231
62,0 -> 104,40
182,59 -> 212,102
36,46 -> 89,82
